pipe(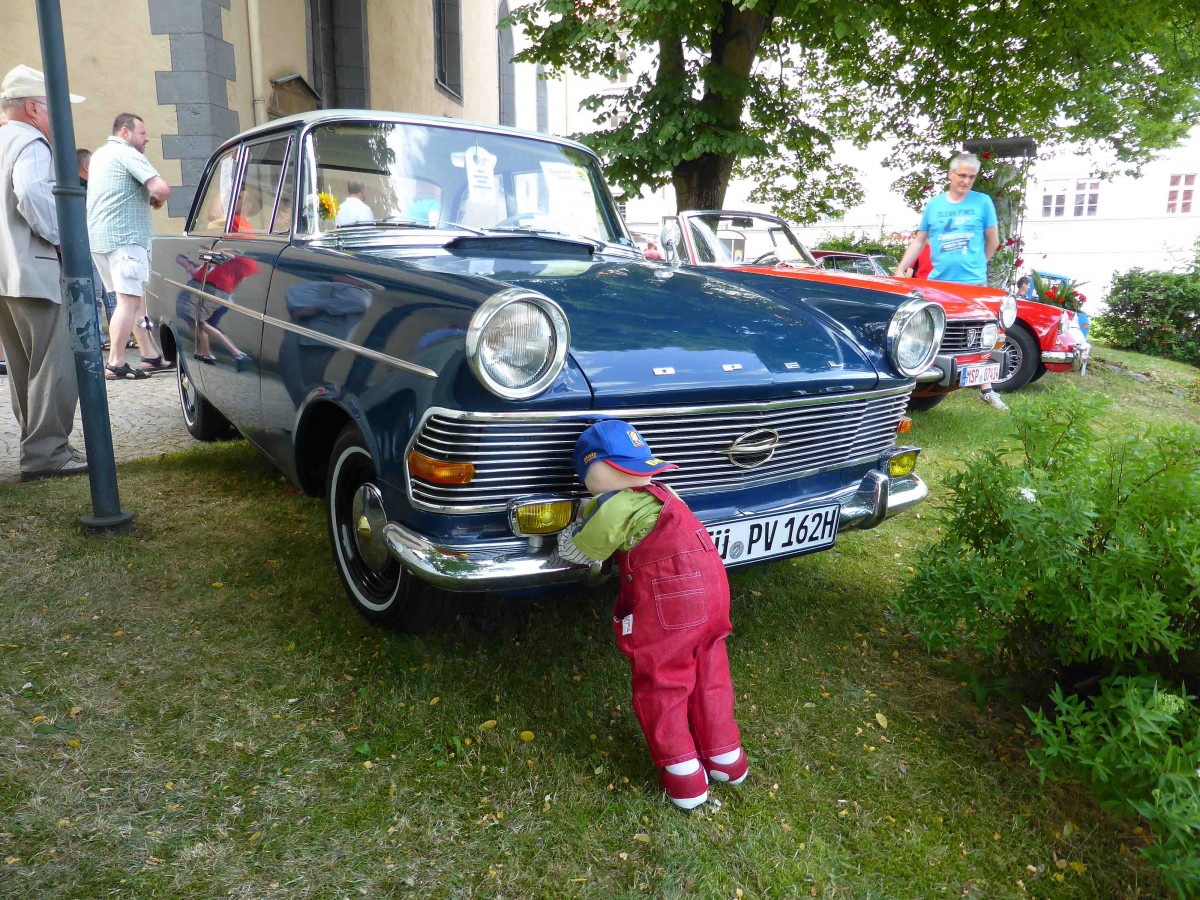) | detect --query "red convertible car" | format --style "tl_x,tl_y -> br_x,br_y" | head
811,254 -> 1090,391
660,211 -> 1015,410
919,280 -> 1090,391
